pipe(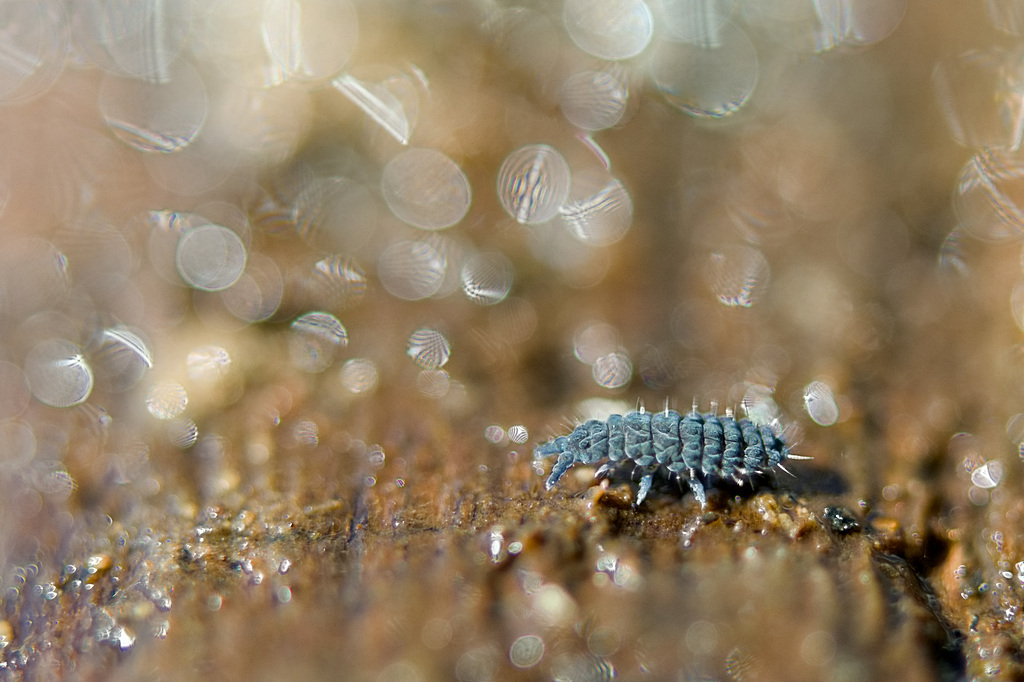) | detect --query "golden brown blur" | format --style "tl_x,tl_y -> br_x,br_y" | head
3,1 -> 1024,680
